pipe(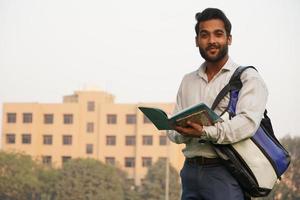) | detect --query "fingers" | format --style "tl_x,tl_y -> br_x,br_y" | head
187,121 -> 203,131
174,121 -> 203,137
175,126 -> 193,134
